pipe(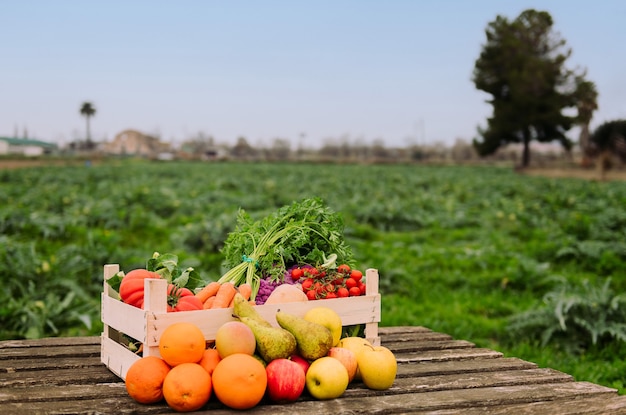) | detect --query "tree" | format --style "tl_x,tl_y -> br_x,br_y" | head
572,78 -> 599,162
472,9 -> 589,168
79,102 -> 96,149
589,119 -> 626,180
